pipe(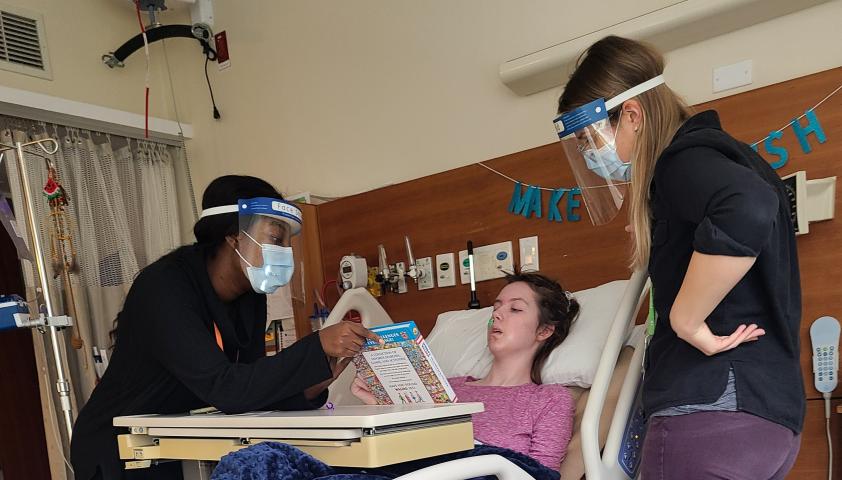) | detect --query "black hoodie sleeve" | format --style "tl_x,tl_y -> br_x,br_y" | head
656,146 -> 779,257
133,272 -> 333,414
